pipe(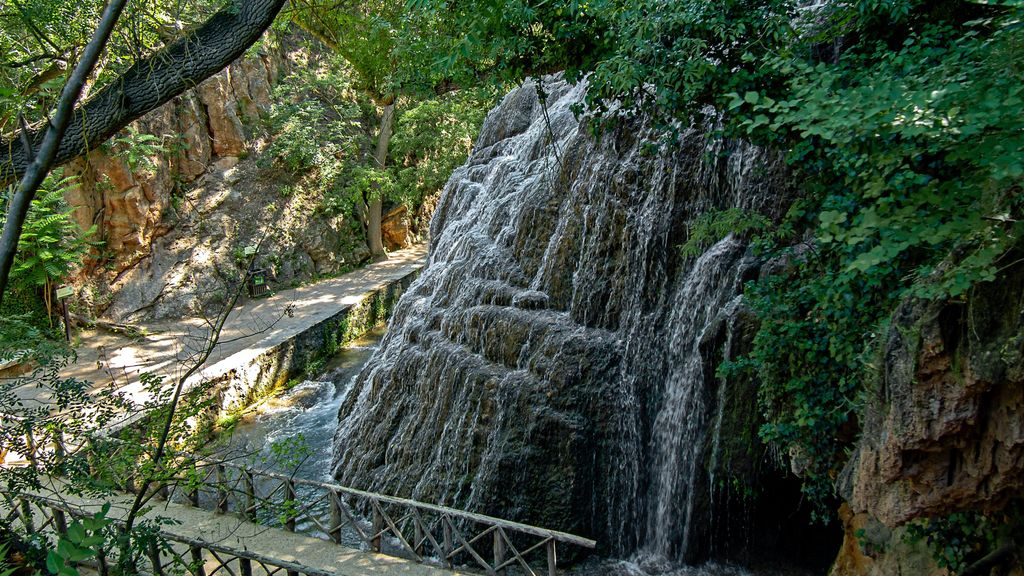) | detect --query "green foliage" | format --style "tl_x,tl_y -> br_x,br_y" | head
342,165 -> 395,205
0,0 -> 225,132
0,171 -> 95,333
730,10 -> 1024,300
725,242 -> 906,516
46,505 -> 111,576
726,2 -> 1023,516
390,89 -> 495,204
434,0 -> 1023,519
407,0 -> 620,87
265,61 -> 366,176
263,60 -> 369,218
6,172 -> 94,289
106,127 -> 168,173
0,542 -> 18,576
264,55 -> 491,218
905,506 -> 1023,575
679,208 -> 770,258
